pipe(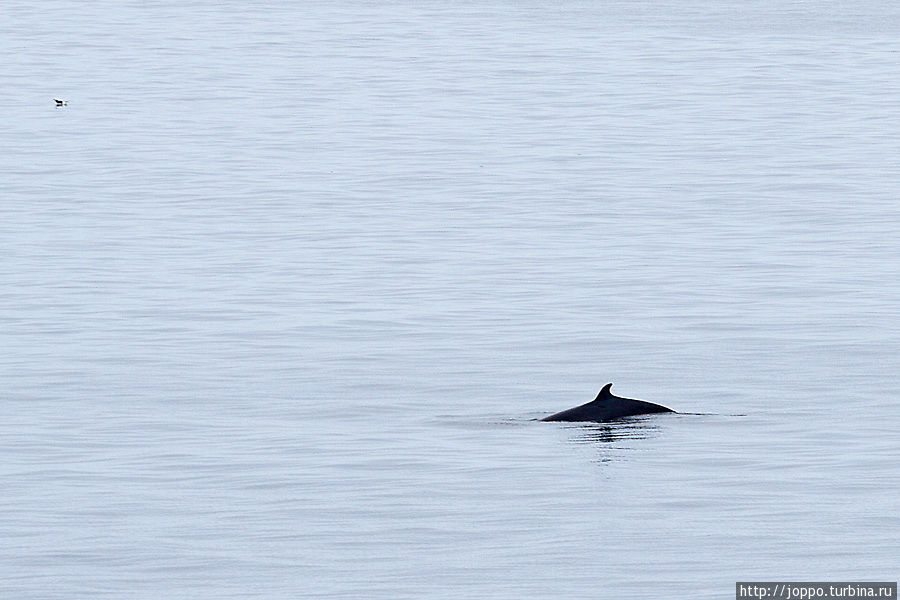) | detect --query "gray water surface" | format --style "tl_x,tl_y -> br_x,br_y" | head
2,1 -> 899,598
